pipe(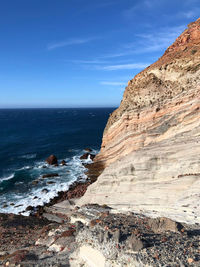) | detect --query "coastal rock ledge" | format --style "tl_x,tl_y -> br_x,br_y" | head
78,18 -> 200,224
